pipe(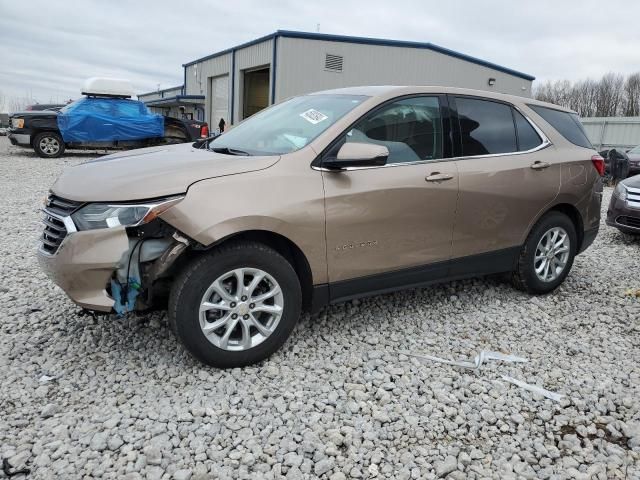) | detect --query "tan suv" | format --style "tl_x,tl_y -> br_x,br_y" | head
38,86 -> 603,367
